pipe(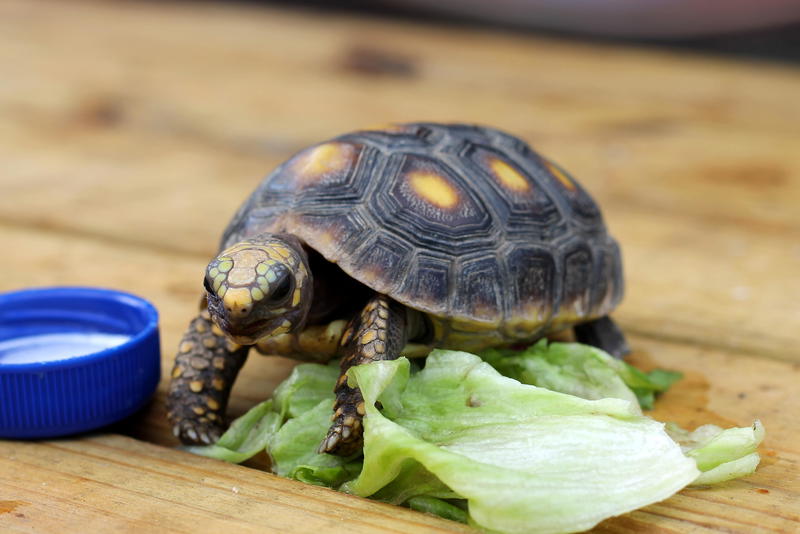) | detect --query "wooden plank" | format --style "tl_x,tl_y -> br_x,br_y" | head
0,224 -> 798,532
1,0 -> 799,359
0,435 -> 472,534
